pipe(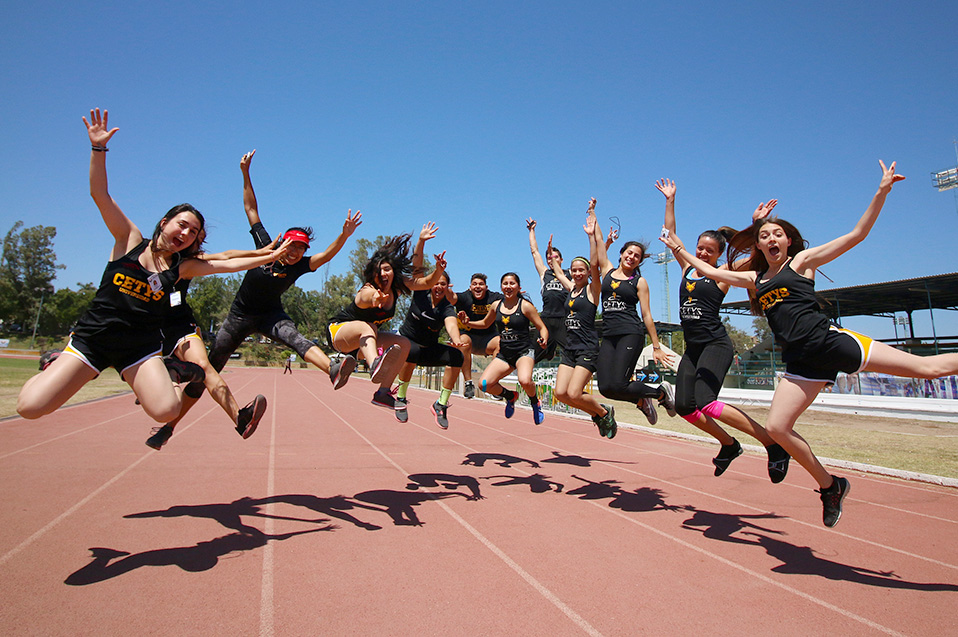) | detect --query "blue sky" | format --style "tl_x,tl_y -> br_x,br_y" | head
2,1 -> 956,340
